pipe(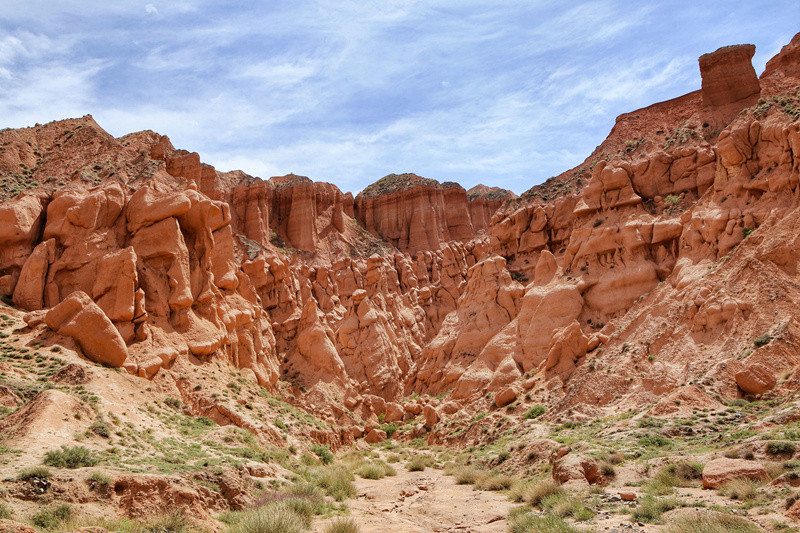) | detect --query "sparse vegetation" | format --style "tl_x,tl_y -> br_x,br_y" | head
227,502 -> 305,533
718,479 -> 759,500
508,509 -> 582,533
311,444 -> 334,465
406,455 -> 428,471
32,503 -> 72,530
524,479 -> 564,506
